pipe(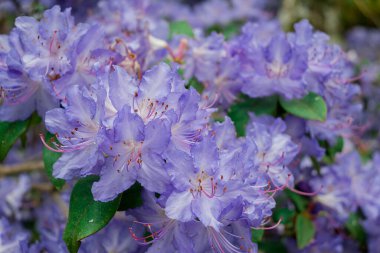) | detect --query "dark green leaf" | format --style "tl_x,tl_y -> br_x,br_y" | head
206,21 -> 243,39
118,182 -> 143,211
228,96 -> 277,136
63,176 -> 121,253
186,78 -> 204,94
0,119 -> 30,161
228,104 -> 250,137
169,21 -> 194,39
327,136 -> 344,158
273,207 -> 296,225
284,189 -> 309,212
251,229 -> 264,243
43,132 -> 65,190
280,92 -> 327,122
296,214 -> 315,249
259,240 -> 288,253
345,212 -> 366,246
